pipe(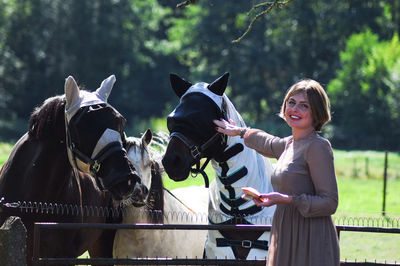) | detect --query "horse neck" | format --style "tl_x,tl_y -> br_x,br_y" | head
25,134 -> 75,200
210,98 -> 273,195
211,98 -> 254,187
211,137 -> 260,186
